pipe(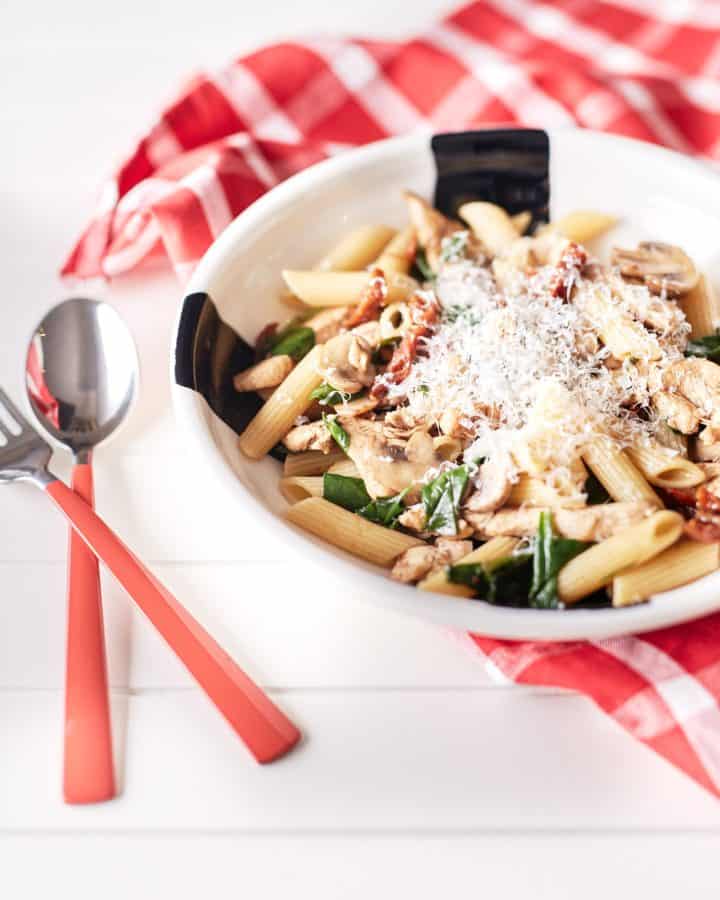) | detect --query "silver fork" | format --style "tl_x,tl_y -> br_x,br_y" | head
0,387 -> 301,763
